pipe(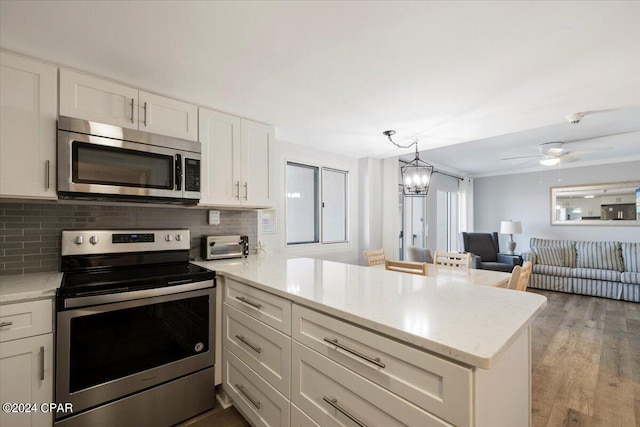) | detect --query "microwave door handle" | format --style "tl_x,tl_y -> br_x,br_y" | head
175,154 -> 182,191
